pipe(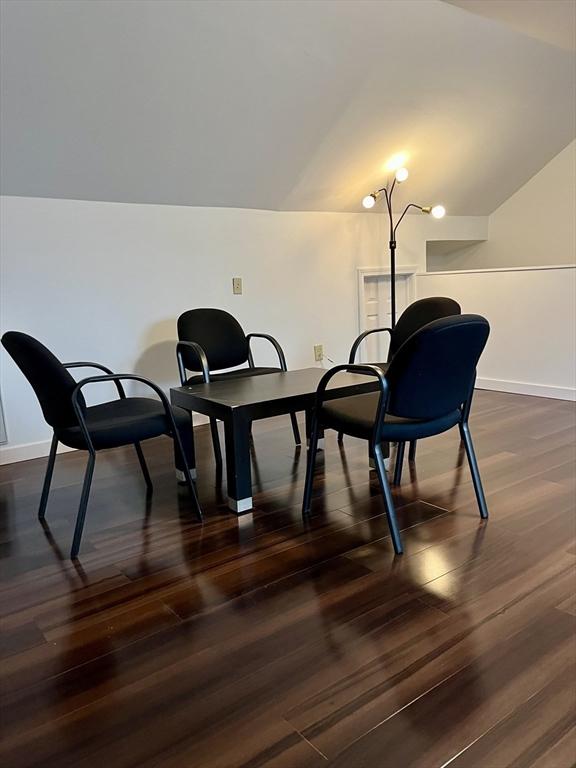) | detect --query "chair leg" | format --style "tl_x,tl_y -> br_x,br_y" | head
172,423 -> 203,521
460,422 -> 489,519
38,433 -> 58,520
408,440 -> 417,462
302,421 -> 320,515
71,452 -> 96,559
374,442 -> 403,555
210,418 -> 223,467
134,442 -> 153,494
337,431 -> 344,445
393,441 -> 406,486
290,412 -> 302,446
